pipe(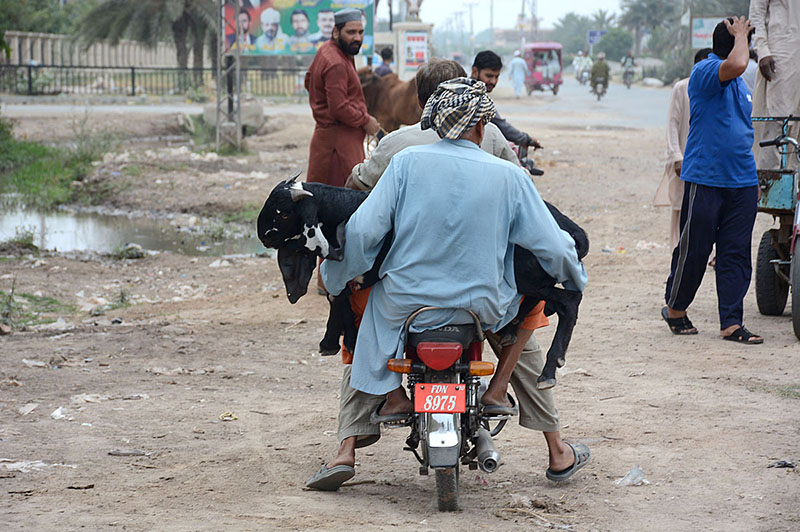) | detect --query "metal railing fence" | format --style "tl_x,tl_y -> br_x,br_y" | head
0,64 -> 307,97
